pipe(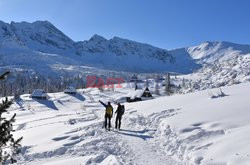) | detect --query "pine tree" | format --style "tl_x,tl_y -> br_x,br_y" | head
145,78 -> 149,88
165,73 -> 171,95
155,76 -> 160,96
0,71 -> 22,164
182,78 -> 186,88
